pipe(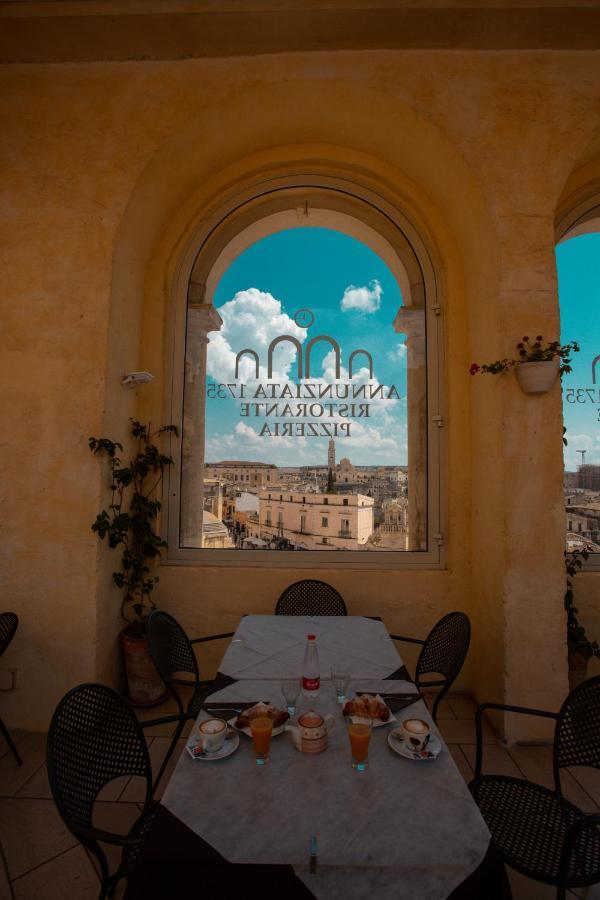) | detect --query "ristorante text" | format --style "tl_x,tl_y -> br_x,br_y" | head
207,381 -> 402,437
